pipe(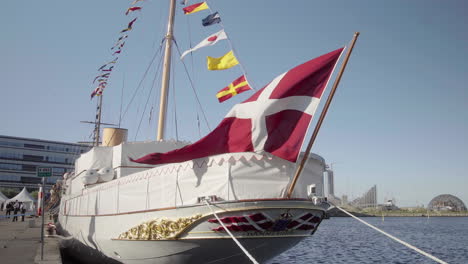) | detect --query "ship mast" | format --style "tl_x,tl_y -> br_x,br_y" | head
84,95 -> 117,146
94,95 -> 103,146
156,0 -> 176,141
